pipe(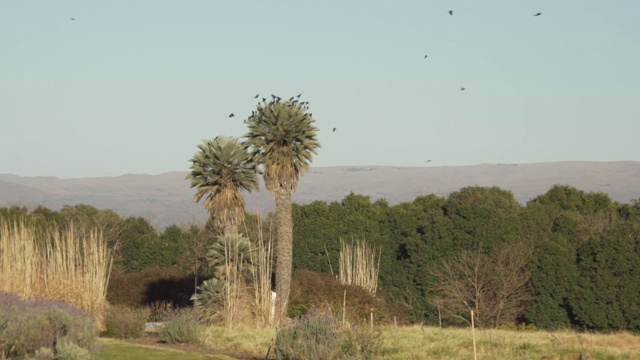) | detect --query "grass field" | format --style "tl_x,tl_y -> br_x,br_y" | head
94,325 -> 640,359
196,325 -> 640,360
379,326 -> 640,360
